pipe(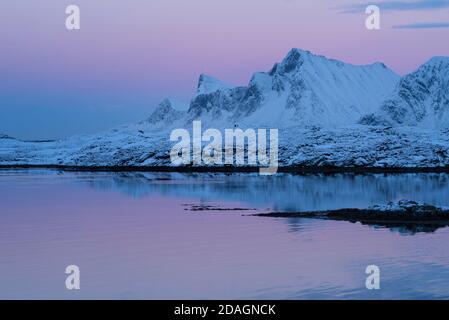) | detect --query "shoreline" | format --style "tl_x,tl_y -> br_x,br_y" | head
1,164 -> 449,174
253,202 -> 449,233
